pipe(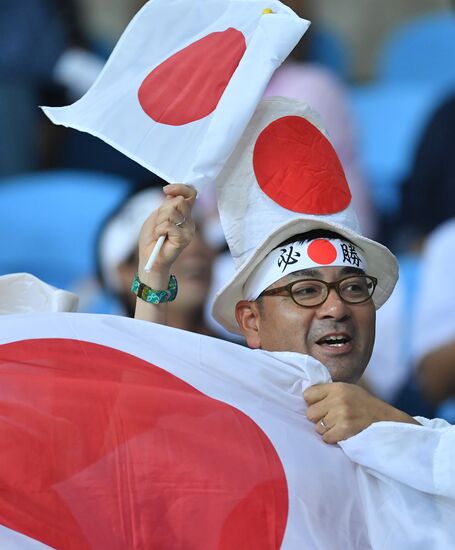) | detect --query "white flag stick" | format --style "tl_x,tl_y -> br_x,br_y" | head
144,235 -> 166,272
